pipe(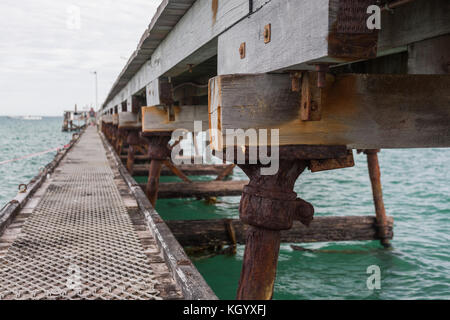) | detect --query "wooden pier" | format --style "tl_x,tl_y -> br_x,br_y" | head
1,0 -> 449,300
0,127 -> 216,300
